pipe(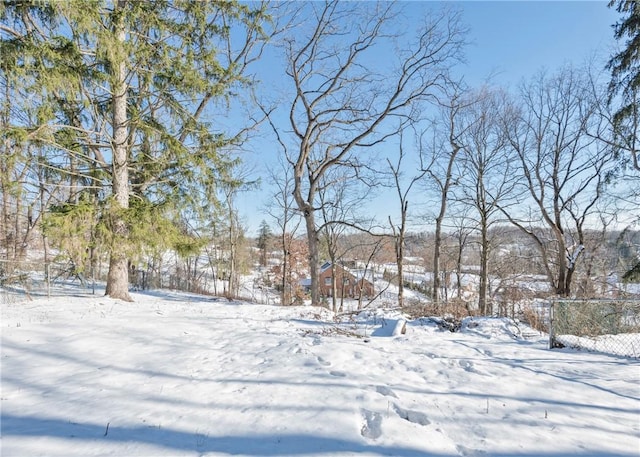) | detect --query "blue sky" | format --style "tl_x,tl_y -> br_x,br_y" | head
459,1 -> 617,85
237,1 -> 620,236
